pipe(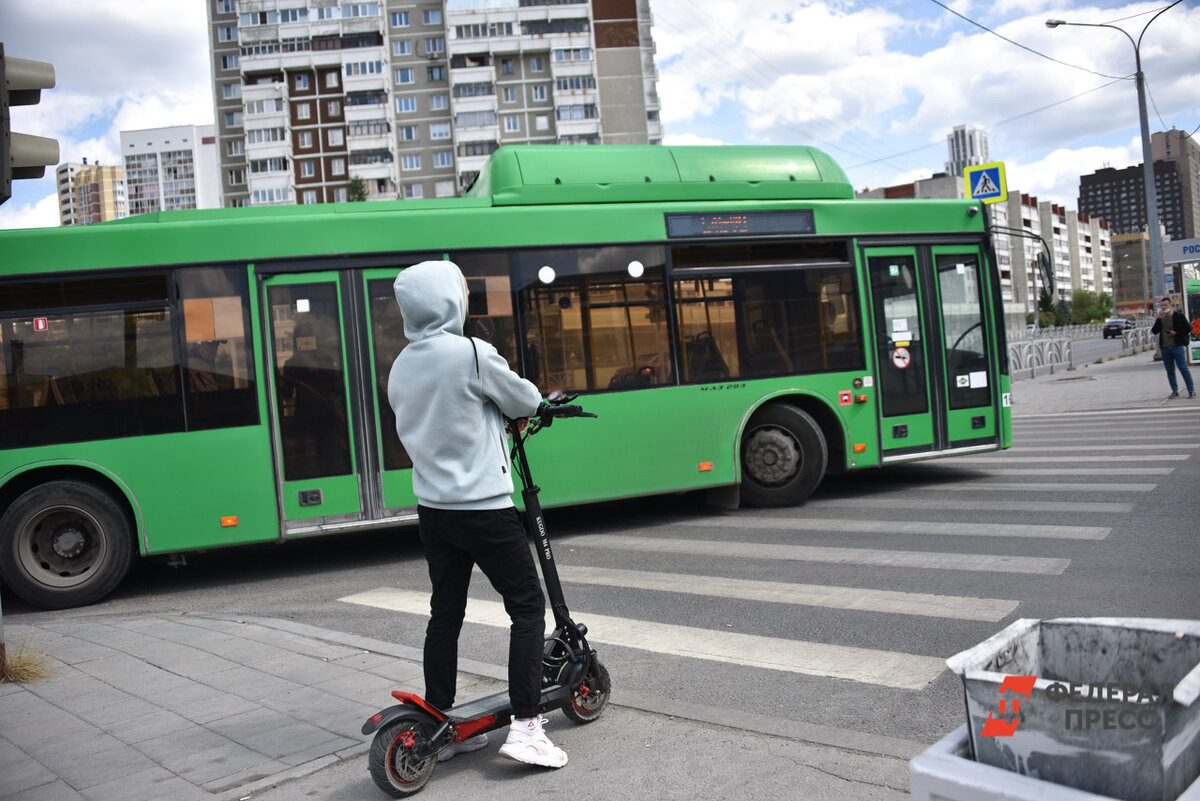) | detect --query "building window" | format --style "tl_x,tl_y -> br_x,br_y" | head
435,180 -> 455,197
218,26 -> 237,42
327,100 -> 342,117
345,61 -> 383,76
301,161 -> 316,178
325,71 -> 339,88
503,87 -> 516,103
343,3 -> 381,18
228,169 -> 245,185
217,0 -> 236,12
396,68 -> 415,85
393,40 -> 412,56
224,111 -> 243,128
392,11 -> 410,27
280,8 -> 308,23
504,116 -> 520,132
530,56 -> 544,72
553,48 -> 591,62
302,189 -> 318,204
430,123 -> 450,140
401,154 -> 421,171
295,73 -> 309,90
536,115 -> 549,131
427,65 -> 446,82
500,58 -> 514,75
298,131 -> 313,149
227,140 -> 244,156
531,85 -> 546,102
330,158 -> 346,176
328,129 -> 345,147
297,103 -> 312,120
404,183 -> 423,199
221,54 -> 240,70
423,9 -> 441,25
222,83 -> 241,100
434,151 -> 453,169
424,38 -> 445,55
400,125 -> 417,141
397,97 -> 417,113
333,187 -> 348,202
430,94 -> 449,111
